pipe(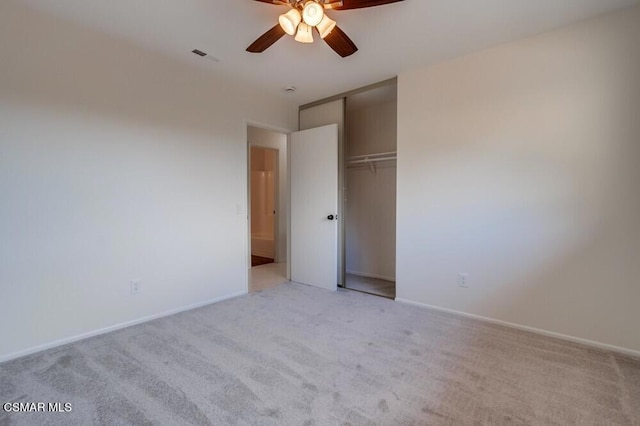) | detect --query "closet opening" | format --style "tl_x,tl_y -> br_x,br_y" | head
344,81 -> 397,299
